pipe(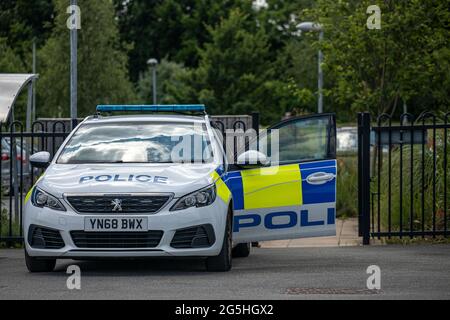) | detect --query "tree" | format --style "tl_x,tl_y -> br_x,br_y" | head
305,0 -> 450,117
254,0 -> 316,57
193,10 -> 268,116
0,38 -> 25,73
37,0 -> 136,118
113,0 -> 253,82
254,0 -> 318,116
137,58 -> 195,104
194,9 -> 309,124
0,0 -> 54,68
